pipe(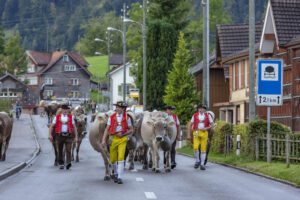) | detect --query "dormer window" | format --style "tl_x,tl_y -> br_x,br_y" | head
63,55 -> 69,62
